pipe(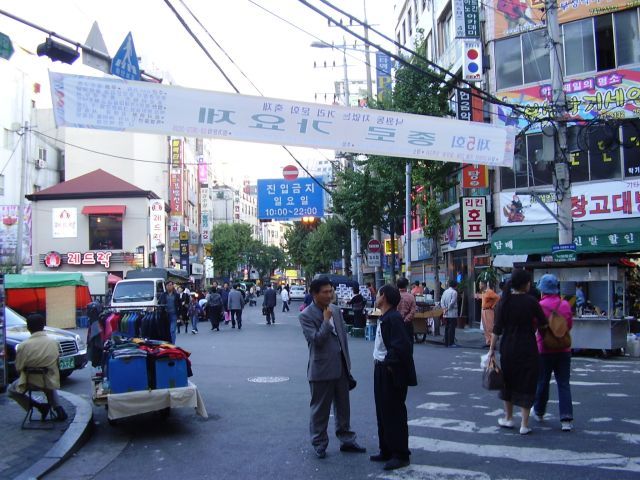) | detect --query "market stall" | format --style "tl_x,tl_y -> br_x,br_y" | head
4,273 -> 92,328
516,259 -> 637,352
